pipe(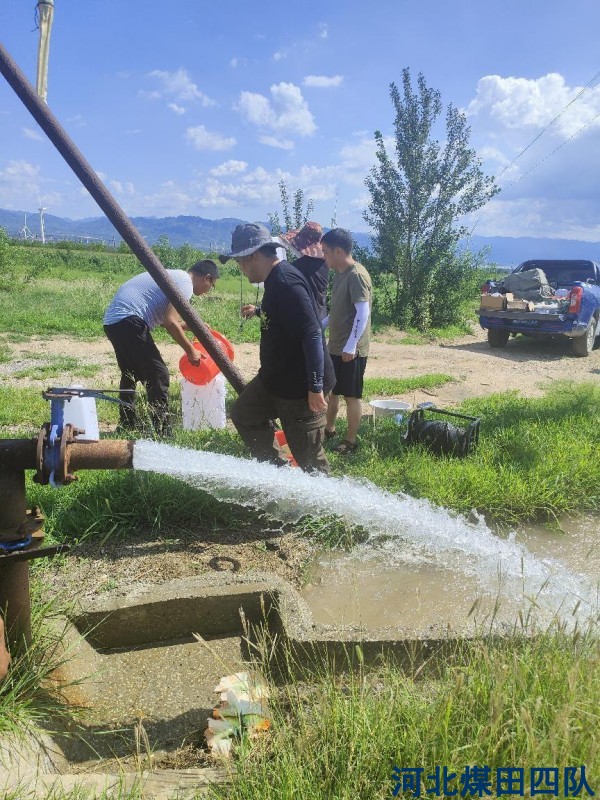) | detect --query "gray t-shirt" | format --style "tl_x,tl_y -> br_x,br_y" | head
103,269 -> 193,329
328,262 -> 372,356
